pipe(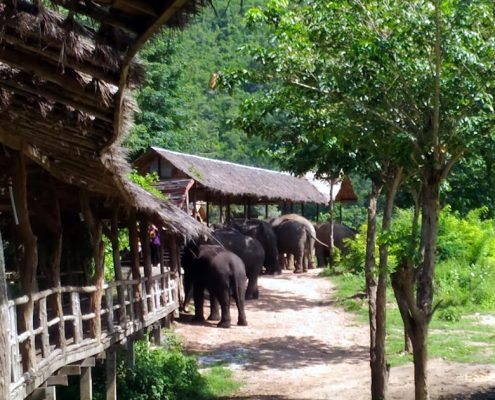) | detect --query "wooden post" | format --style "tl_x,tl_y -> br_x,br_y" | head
127,339 -> 135,368
80,190 -> 105,341
12,152 -> 38,372
80,367 -> 92,400
265,204 -> 269,219
159,227 -> 165,272
106,350 -> 116,400
243,202 -> 247,219
316,204 -> 320,222
206,200 -> 210,227
219,199 -> 224,224
110,211 -> 126,326
139,217 -> 153,313
226,202 -> 231,223
247,199 -> 252,219
128,212 -> 143,321
0,229 -> 10,399
301,203 -> 305,218
290,202 -> 294,213
339,203 -> 343,223
151,324 -> 161,345
71,292 -> 83,343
